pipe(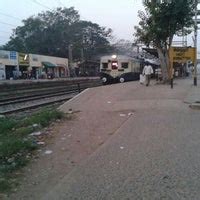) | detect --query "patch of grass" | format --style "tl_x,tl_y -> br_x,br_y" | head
19,108 -> 64,127
0,178 -> 12,192
0,108 -> 65,193
14,126 -> 35,137
0,118 -> 17,135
